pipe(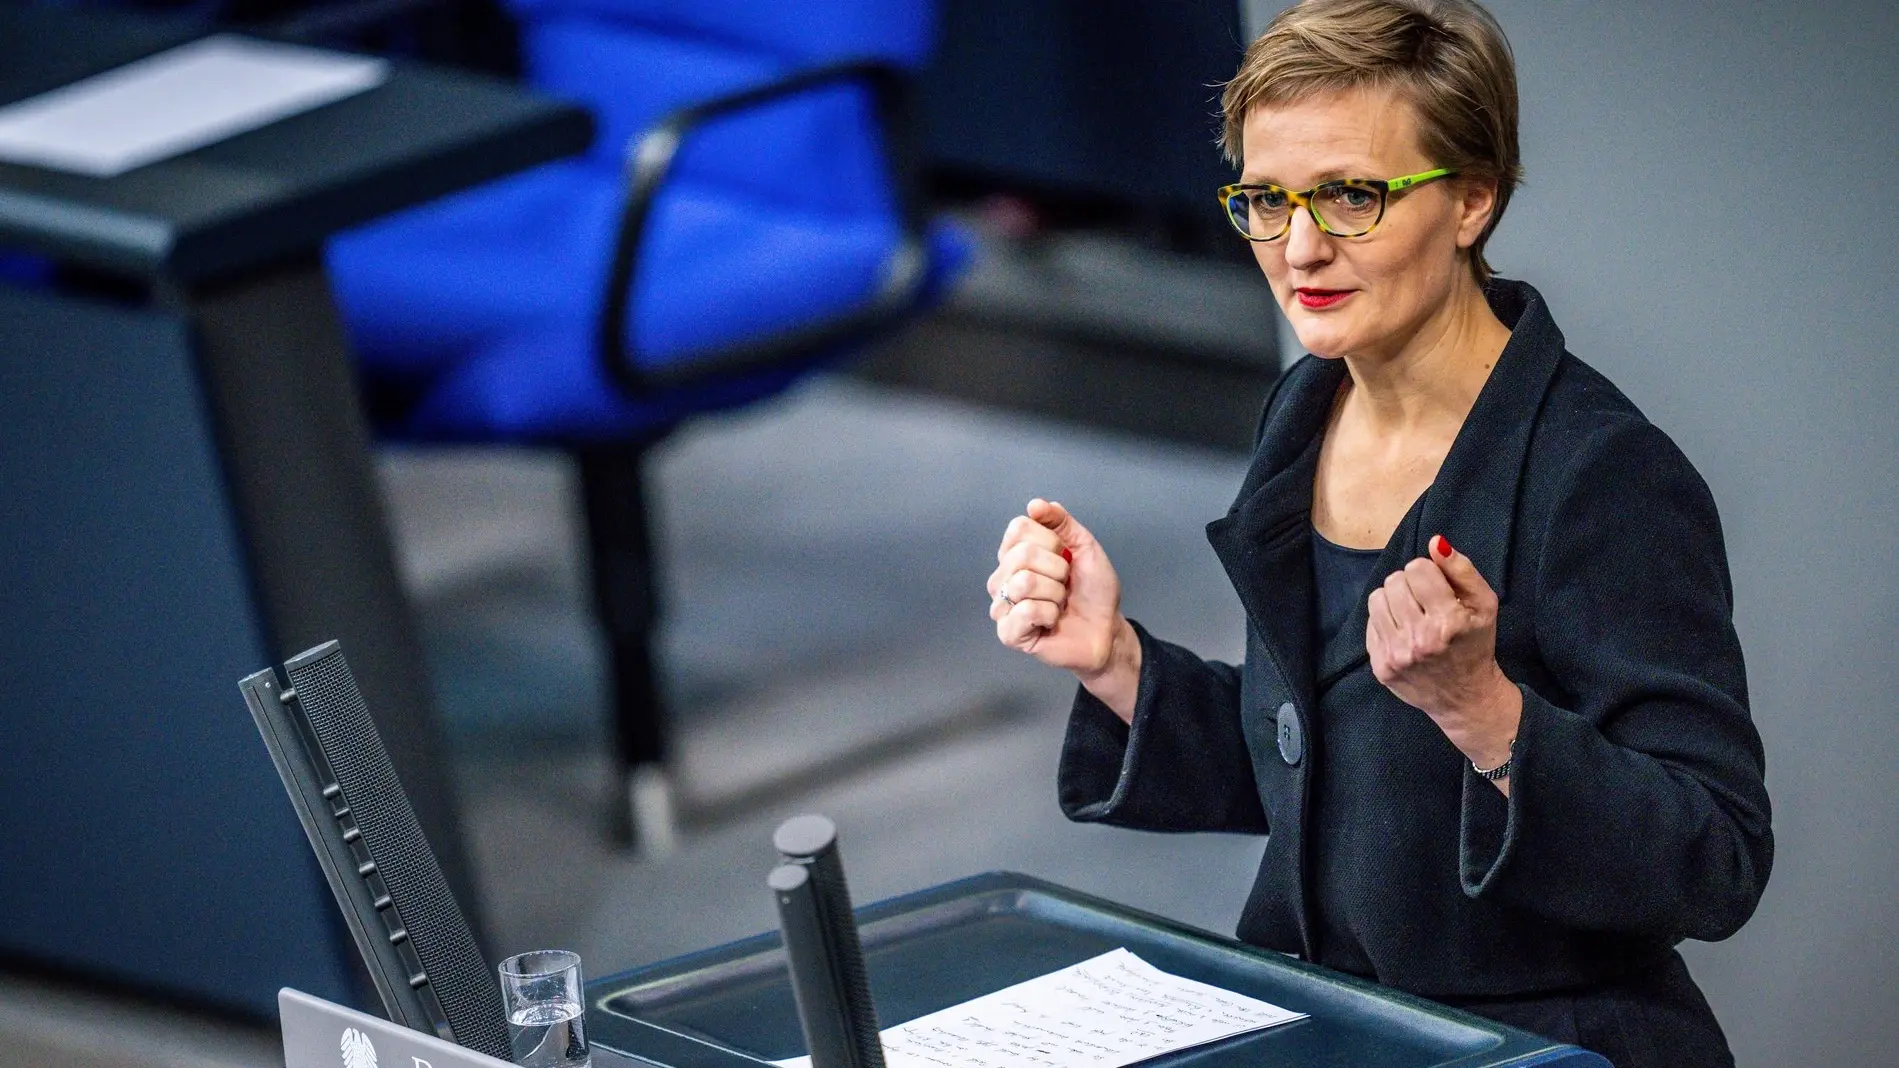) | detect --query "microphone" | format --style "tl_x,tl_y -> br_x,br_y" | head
769,816 -> 884,1068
